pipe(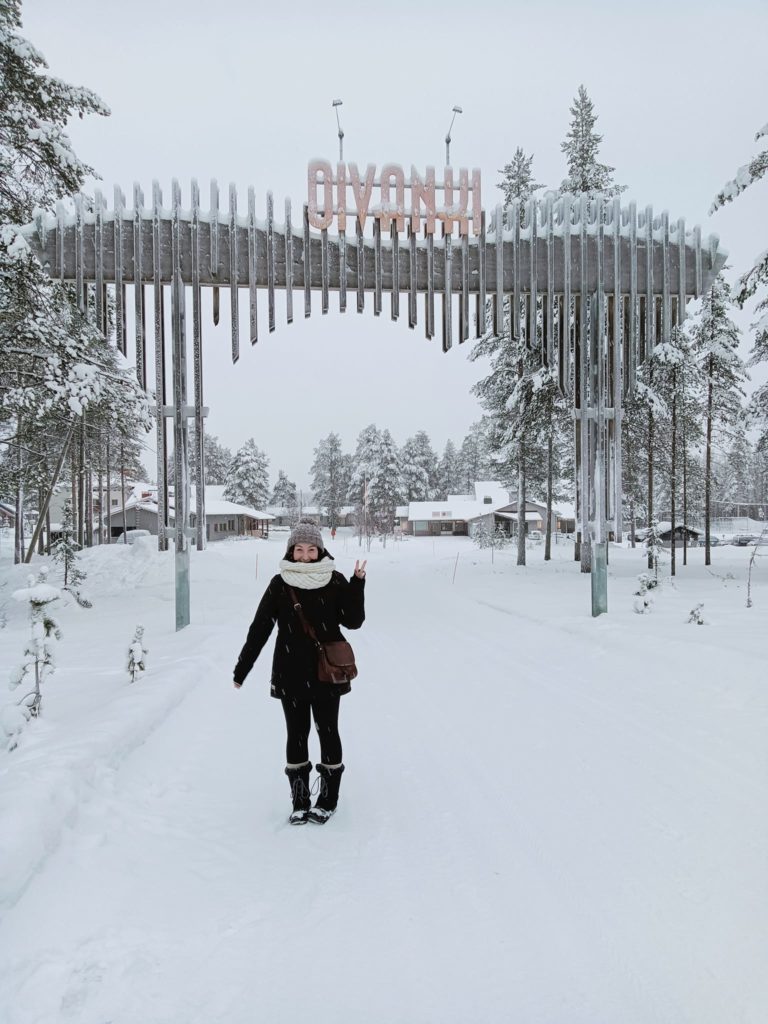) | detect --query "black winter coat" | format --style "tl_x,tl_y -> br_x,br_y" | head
233,570 -> 365,698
